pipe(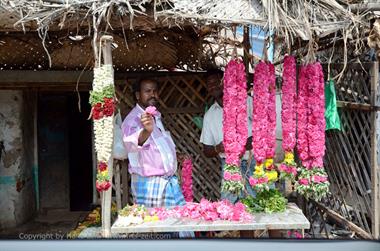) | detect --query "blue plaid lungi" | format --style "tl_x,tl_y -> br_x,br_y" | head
131,174 -> 186,208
